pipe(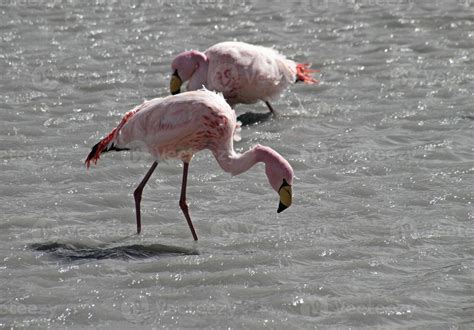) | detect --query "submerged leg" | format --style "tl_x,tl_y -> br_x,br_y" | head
133,161 -> 158,234
236,101 -> 275,126
179,162 -> 198,241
